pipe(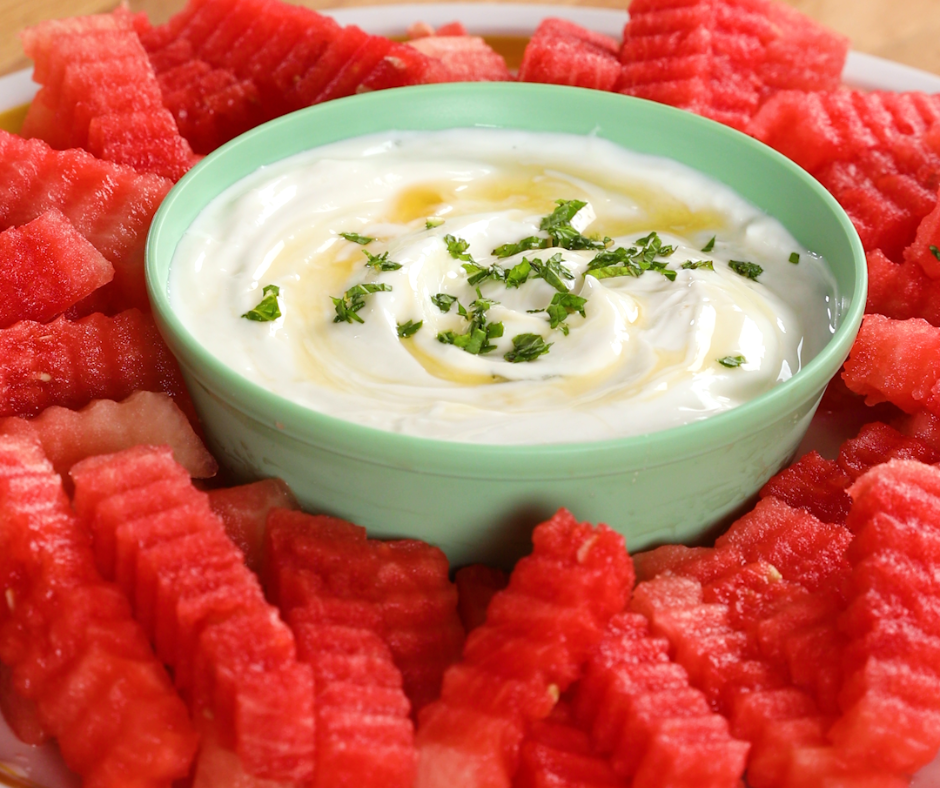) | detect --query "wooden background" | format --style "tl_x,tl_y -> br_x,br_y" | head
0,0 -> 939,80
